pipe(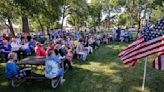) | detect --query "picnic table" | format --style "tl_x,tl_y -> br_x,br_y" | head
11,56 -> 65,88
17,56 -> 46,65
